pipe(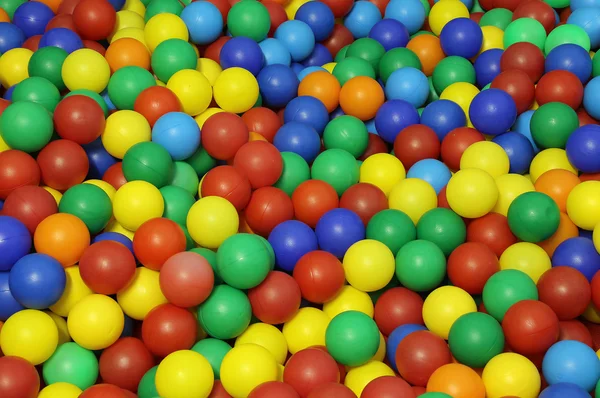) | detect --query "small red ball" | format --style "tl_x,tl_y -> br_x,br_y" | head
447,242 -> 500,295
99,337 -> 155,392
466,212 -> 517,257
293,250 -> 345,304
393,124 -> 441,170
322,24 -> 353,57
80,384 -> 128,398
134,86 -> 182,127
0,150 -> 40,200
361,376 -> 416,398
502,300 -> 559,356
79,240 -> 137,295
307,383 -> 356,398
292,180 -> 339,229
54,95 -> 106,145
320,0 -> 353,18
159,251 -> 215,308
233,141 -> 283,189
83,39 -> 106,55
201,165 -> 252,211
339,183 -> 388,225
102,162 -> 127,190
245,187 -> 293,237
46,14 -> 77,31
133,218 -> 187,271
202,112 -> 249,160
198,0 -> 231,21
2,186 -> 57,234
374,287 -> 424,336
72,0 -> 117,41
22,35 -> 41,51
359,133 -> 389,161
248,271 -> 302,324
262,0 -> 288,36
500,42 -> 545,83
36,139 -> 89,191
440,127 -> 485,171
479,0 -> 520,11
559,320 -> 594,347
0,356 -> 40,398
577,108 -> 598,126
204,36 -> 231,64
491,69 -> 536,114
249,381 -> 300,398
538,266 -> 591,320
241,107 -> 282,143
210,380 -> 234,398
535,70 -> 584,109
395,331 -> 452,387
57,0 -> 82,15
141,303 -> 198,357
283,348 -> 340,397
